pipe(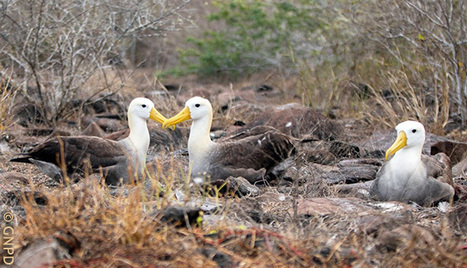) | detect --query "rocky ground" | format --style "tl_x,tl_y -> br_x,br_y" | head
0,80 -> 466,267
